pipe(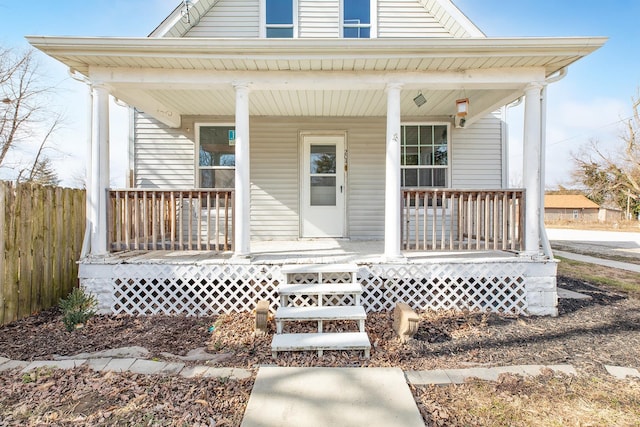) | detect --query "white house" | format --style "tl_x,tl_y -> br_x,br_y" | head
28,0 -> 604,353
